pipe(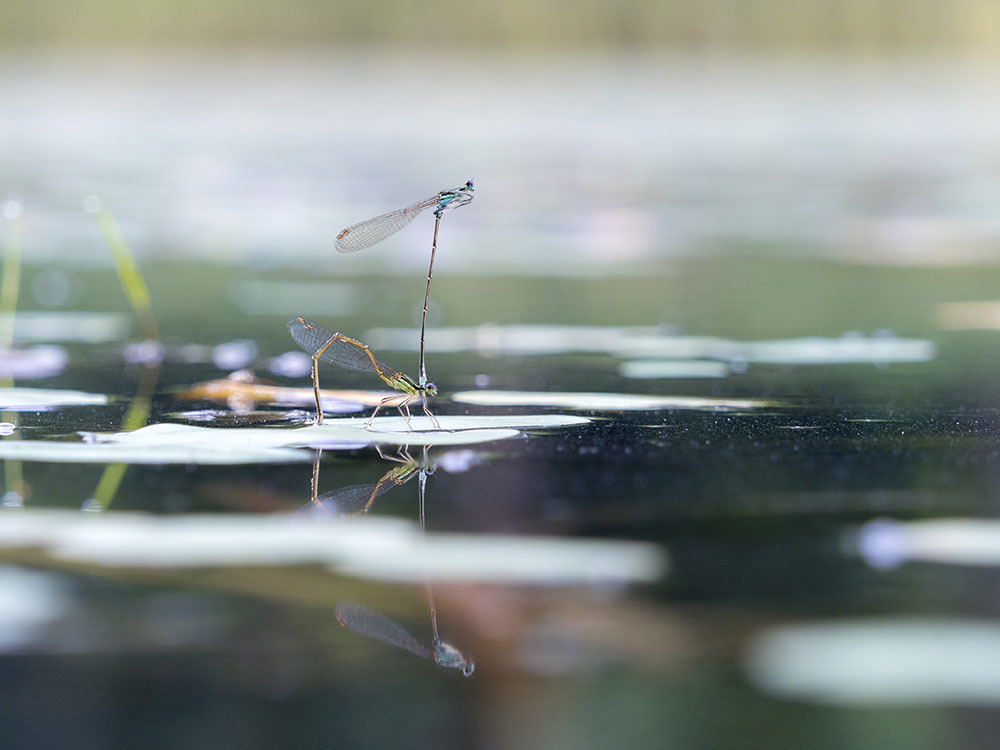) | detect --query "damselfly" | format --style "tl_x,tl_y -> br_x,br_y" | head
334,180 -> 474,254
334,179 -> 474,388
287,316 -> 438,428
